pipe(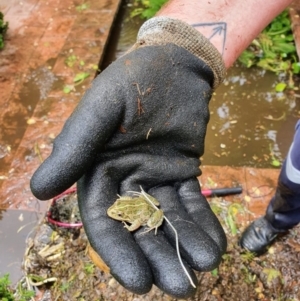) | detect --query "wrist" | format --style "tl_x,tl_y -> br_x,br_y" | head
136,17 -> 226,89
